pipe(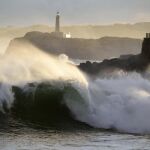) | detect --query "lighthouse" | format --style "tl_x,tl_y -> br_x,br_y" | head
50,12 -> 71,38
50,12 -> 64,38
55,12 -> 60,32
